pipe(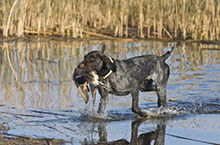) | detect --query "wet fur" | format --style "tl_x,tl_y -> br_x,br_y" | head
74,46 -> 174,117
